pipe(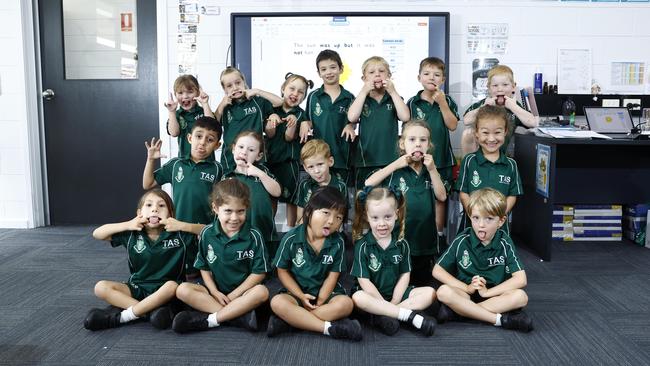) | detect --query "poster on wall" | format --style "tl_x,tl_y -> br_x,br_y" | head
536,143 -> 551,198
557,48 -> 592,94
178,0 -> 199,75
466,23 -> 508,54
472,58 -> 499,99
